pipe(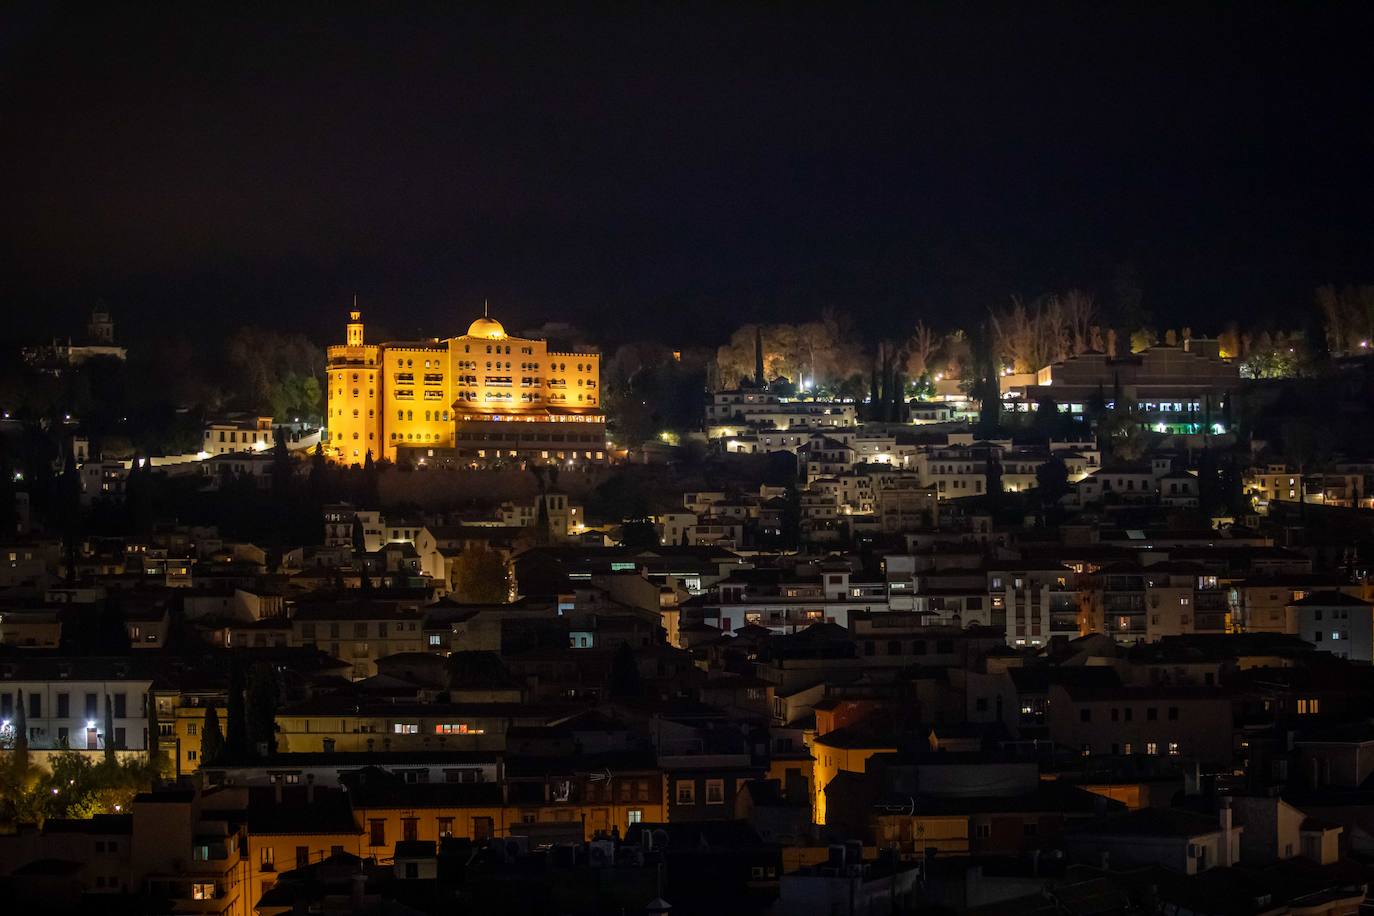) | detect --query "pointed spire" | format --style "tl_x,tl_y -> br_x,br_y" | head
484,299 -> 490,318
353,292 -> 358,309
